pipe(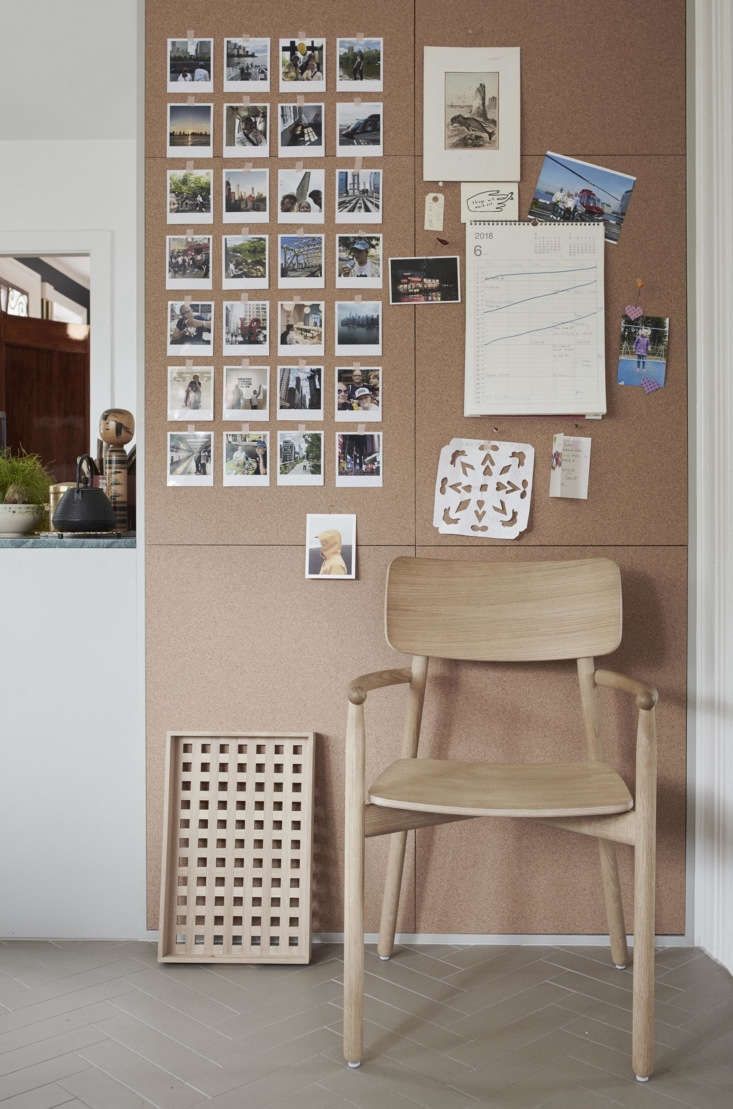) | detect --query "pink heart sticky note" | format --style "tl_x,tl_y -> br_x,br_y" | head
625,304 -> 643,320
